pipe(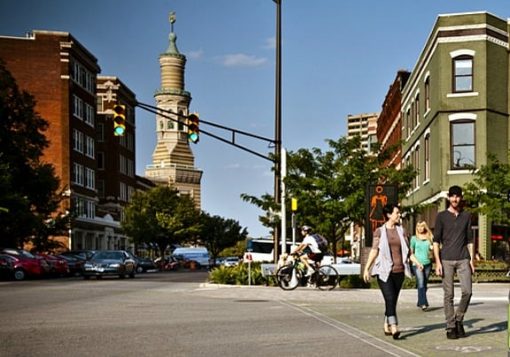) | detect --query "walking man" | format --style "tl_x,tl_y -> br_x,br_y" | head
433,185 -> 475,339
